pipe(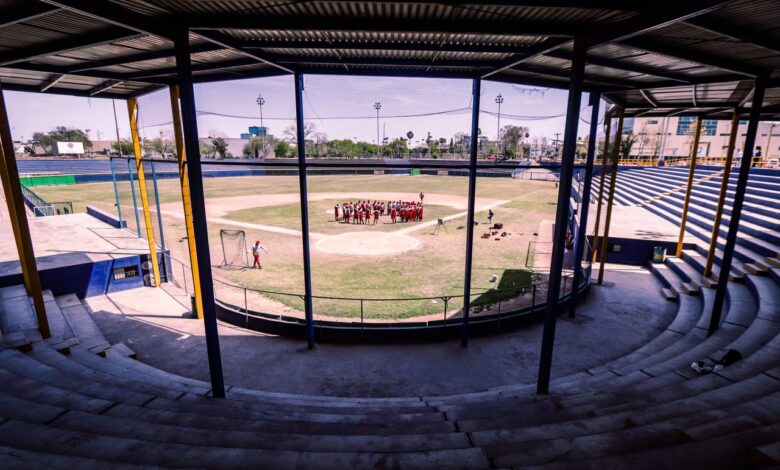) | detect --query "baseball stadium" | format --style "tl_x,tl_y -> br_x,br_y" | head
0,1 -> 779,468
